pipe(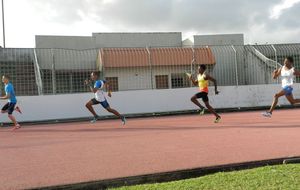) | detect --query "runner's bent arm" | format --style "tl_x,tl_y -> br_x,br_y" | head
205,74 -> 219,95
105,81 -> 112,97
273,67 -> 282,79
